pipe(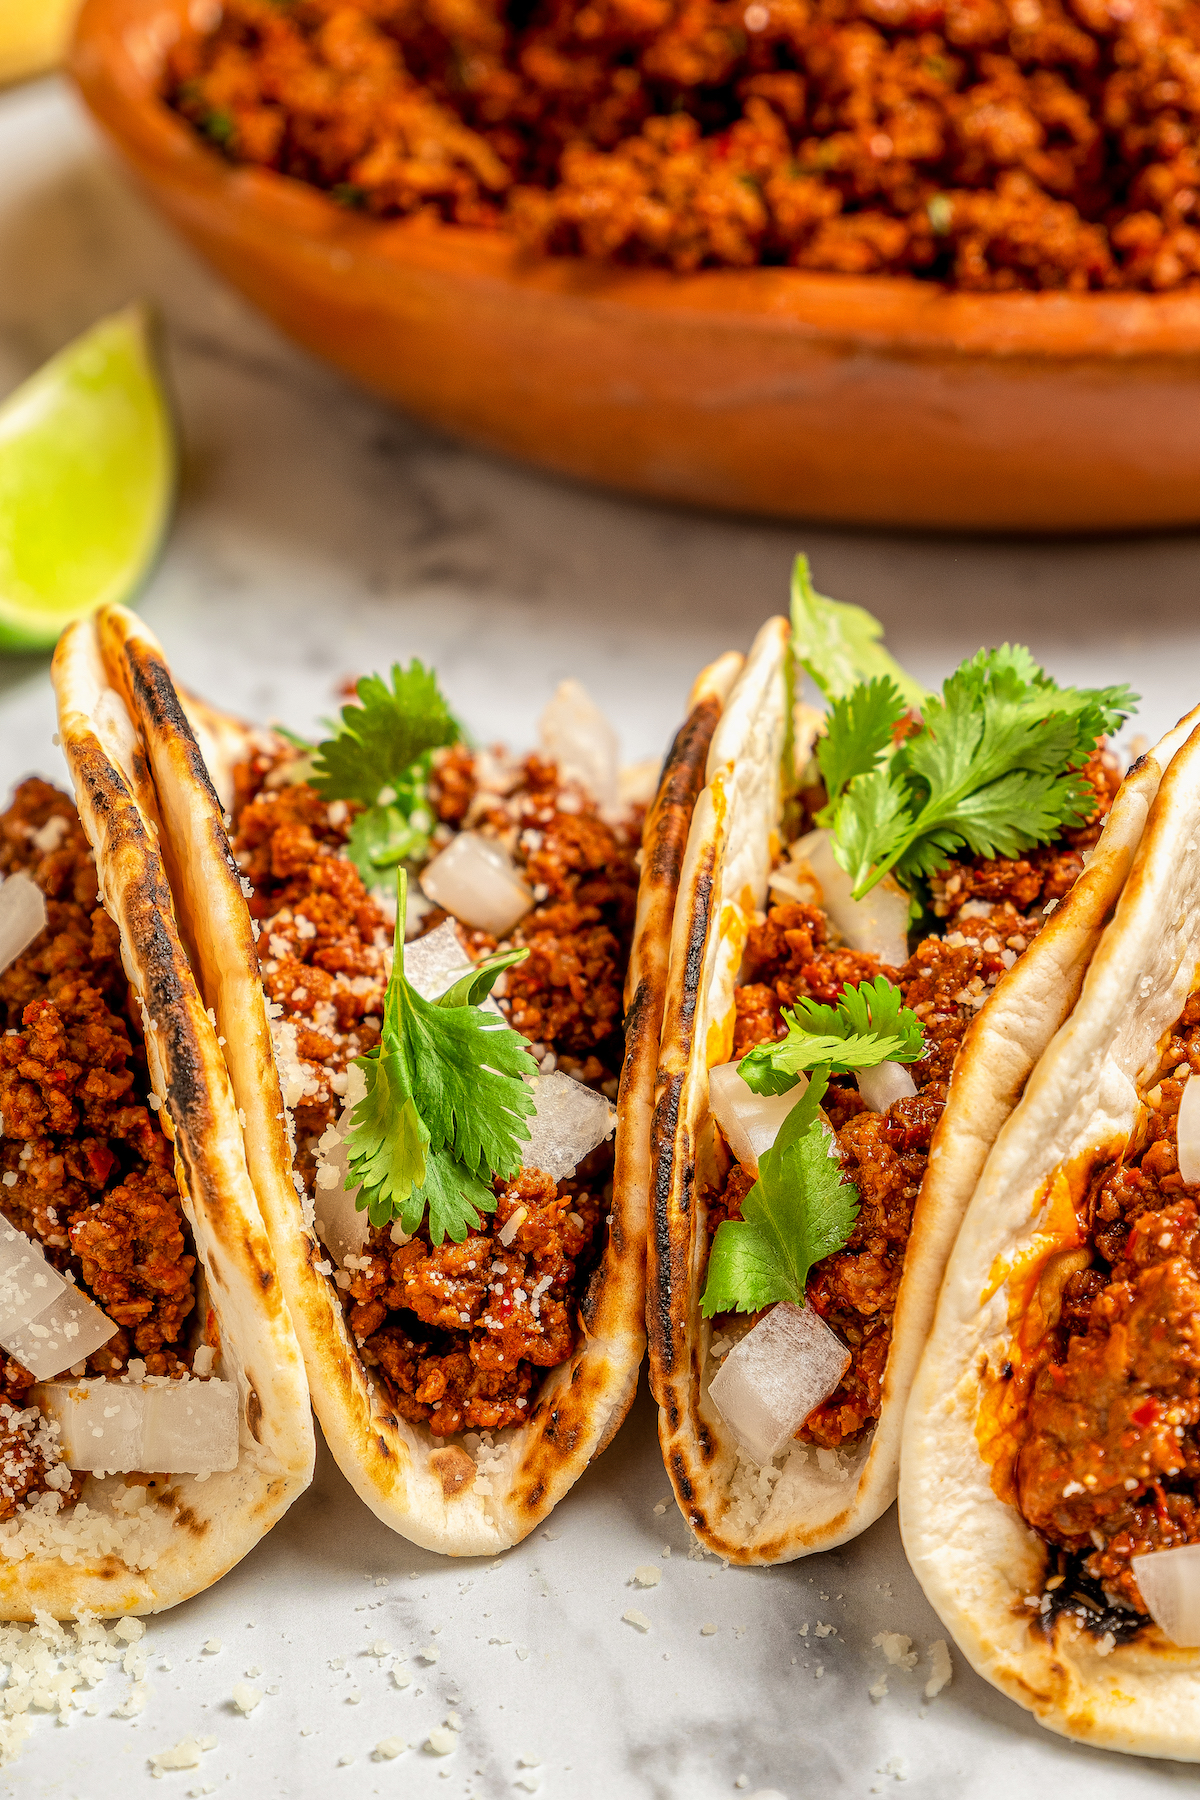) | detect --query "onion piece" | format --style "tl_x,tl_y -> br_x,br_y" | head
419,832 -> 534,936
1178,1069 -> 1200,1186
402,917 -> 502,1018
34,1377 -> 240,1474
709,1061 -> 809,1174
0,1218 -> 116,1378
857,1061 -> 918,1115
785,829 -> 910,969
520,1071 -> 615,1183
1132,1544 -> 1200,1646
0,871 -> 47,978
313,1064 -> 370,1265
708,1302 -> 851,1465
539,679 -> 620,808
